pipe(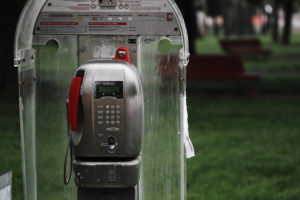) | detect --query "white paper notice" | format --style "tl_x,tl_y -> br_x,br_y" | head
0,186 -> 11,200
183,95 -> 195,158
93,45 -> 116,59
